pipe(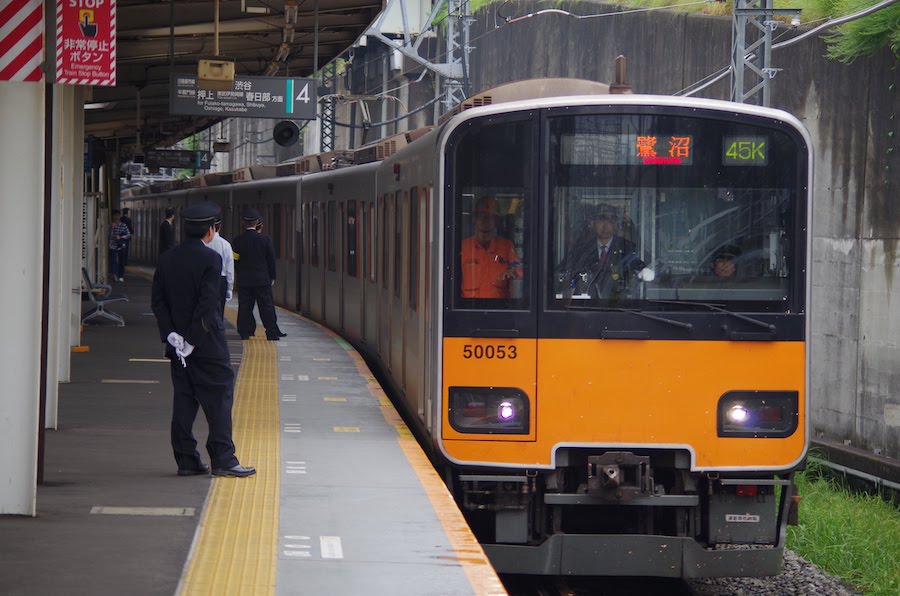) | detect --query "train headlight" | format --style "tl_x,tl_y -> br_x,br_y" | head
717,391 -> 799,438
448,387 -> 530,434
